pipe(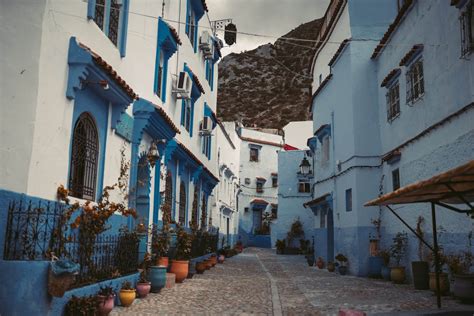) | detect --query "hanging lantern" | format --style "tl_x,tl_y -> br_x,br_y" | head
299,157 -> 311,175
224,23 -> 237,46
147,142 -> 160,168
